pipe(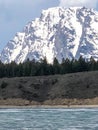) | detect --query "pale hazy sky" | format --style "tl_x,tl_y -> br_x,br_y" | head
0,0 -> 98,52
